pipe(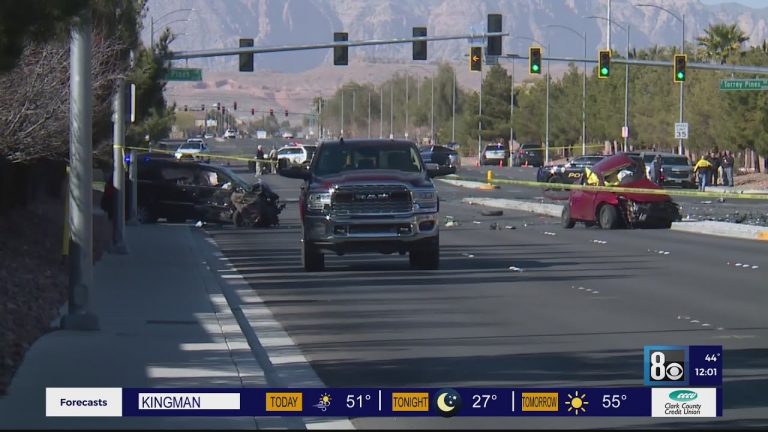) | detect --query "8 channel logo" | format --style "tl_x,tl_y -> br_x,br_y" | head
644,346 -> 689,386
